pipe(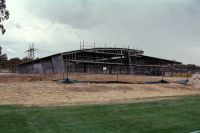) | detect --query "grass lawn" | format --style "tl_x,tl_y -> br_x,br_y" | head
0,96 -> 200,133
